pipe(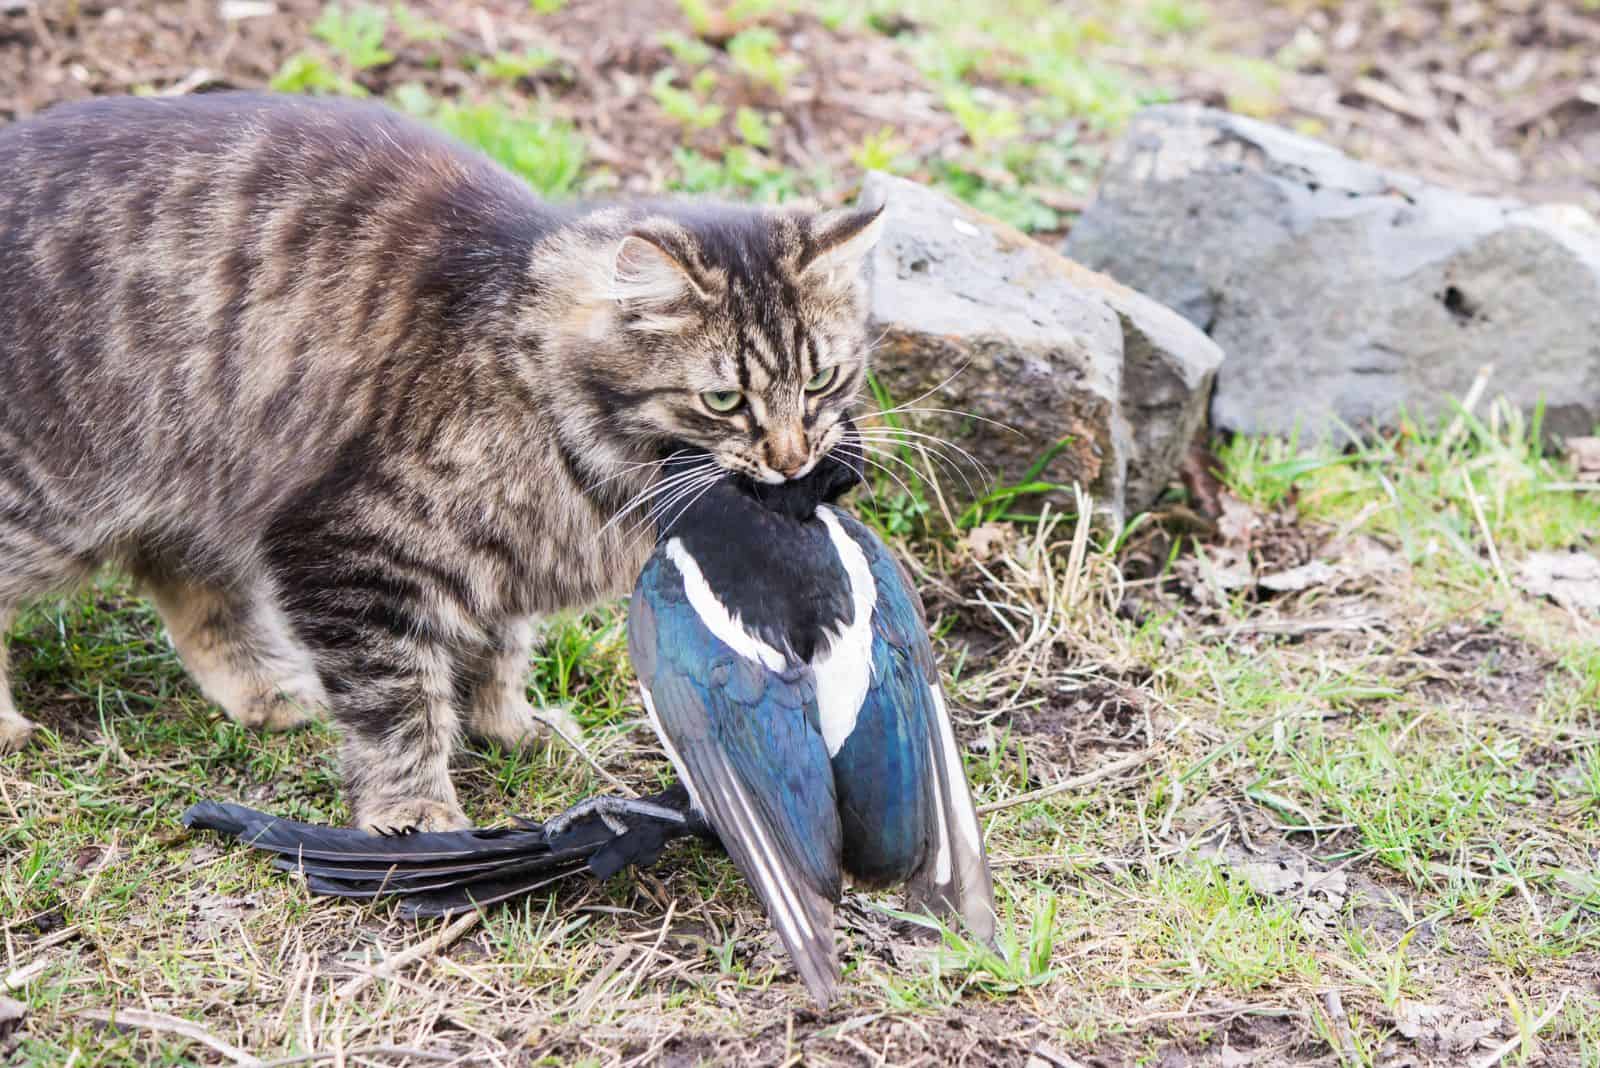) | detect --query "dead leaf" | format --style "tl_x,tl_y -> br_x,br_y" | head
0,996 -> 23,1038
961,522 -> 1014,563
1258,560 -> 1340,592
1328,534 -> 1408,581
1517,551 -> 1600,615
1234,859 -> 1304,895
1180,544 -> 1254,605
1566,436 -> 1600,482
1216,492 -> 1262,547
1395,1001 -> 1503,1051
